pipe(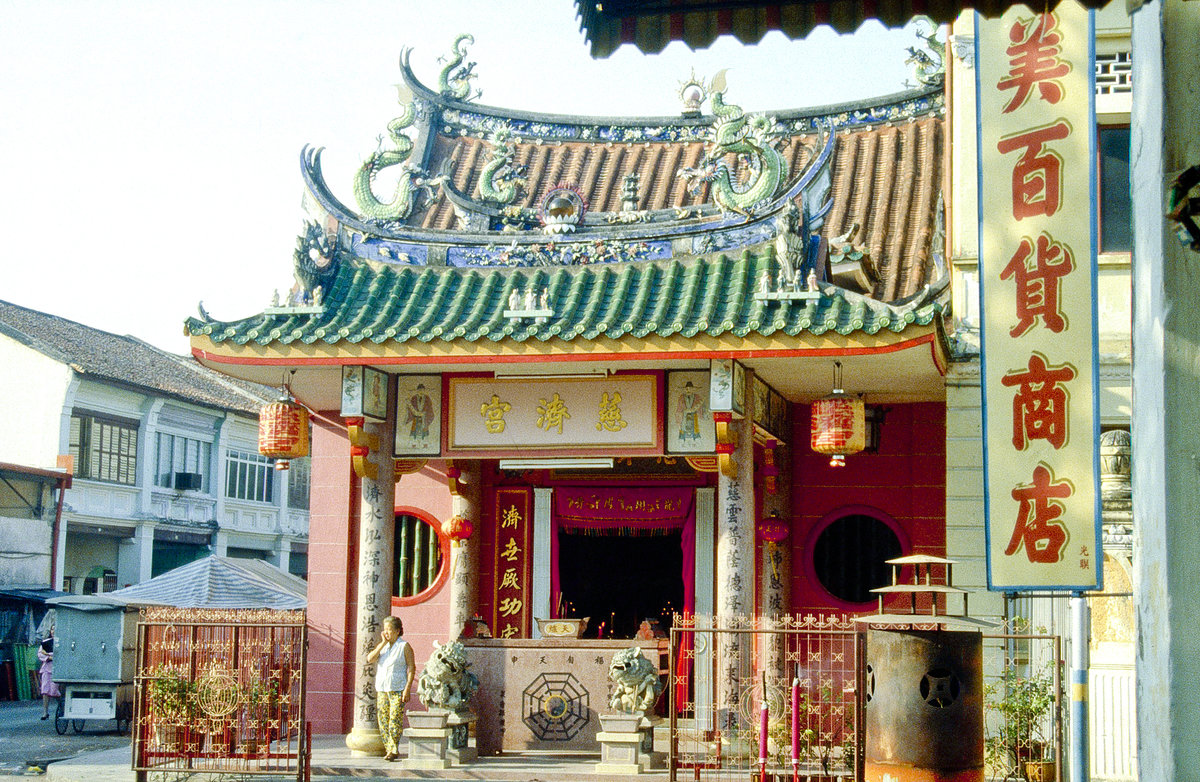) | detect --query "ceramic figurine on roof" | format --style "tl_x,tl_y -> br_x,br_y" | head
352,96 -> 428,223
906,17 -> 946,87
437,34 -> 479,102
478,128 -> 524,205
679,71 -> 789,217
